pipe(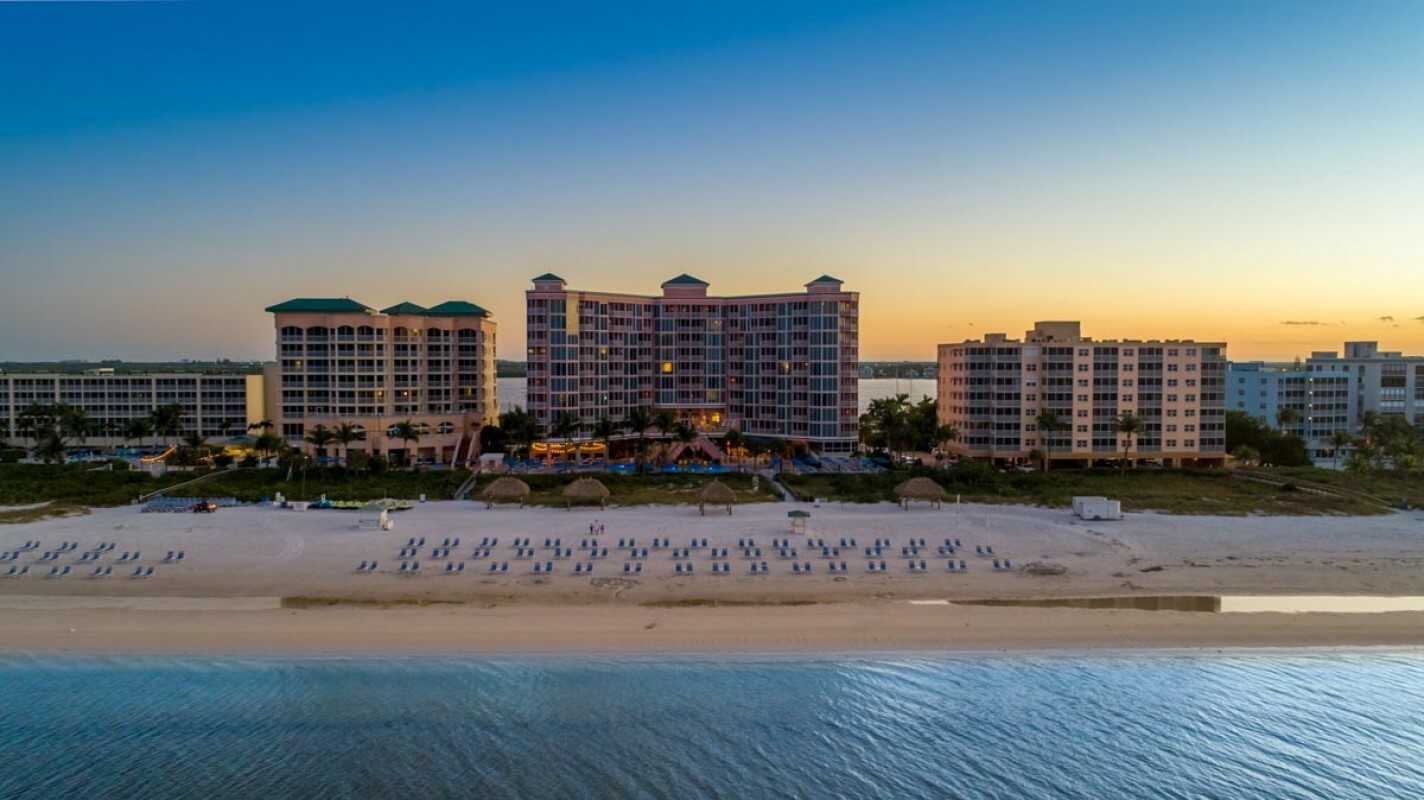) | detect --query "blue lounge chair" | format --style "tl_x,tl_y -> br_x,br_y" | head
490,562 -> 500,573
1003,559 -> 1013,570
131,566 -> 145,578
410,562 -> 420,575
355,560 -> 369,572
143,566 -> 154,578
367,561 -> 378,572
635,562 -> 642,574
501,562 -> 509,572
